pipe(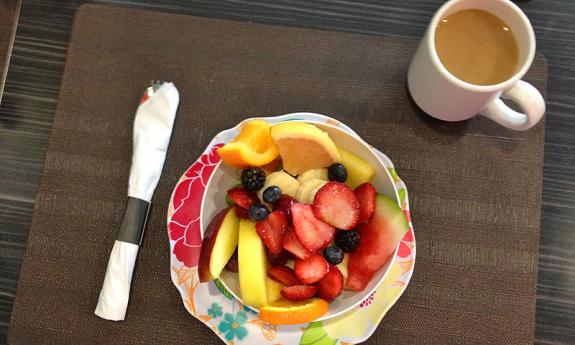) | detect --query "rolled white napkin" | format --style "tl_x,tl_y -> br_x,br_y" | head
95,82 -> 179,321
94,241 -> 139,320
